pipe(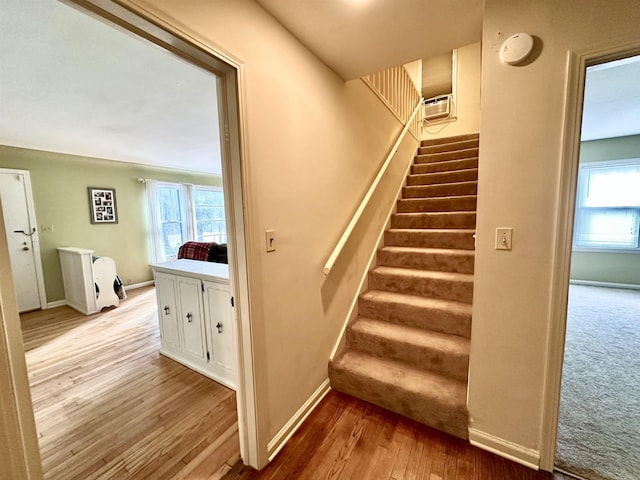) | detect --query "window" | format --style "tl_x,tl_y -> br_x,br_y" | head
193,187 -> 226,244
574,160 -> 640,250
147,181 -> 226,262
